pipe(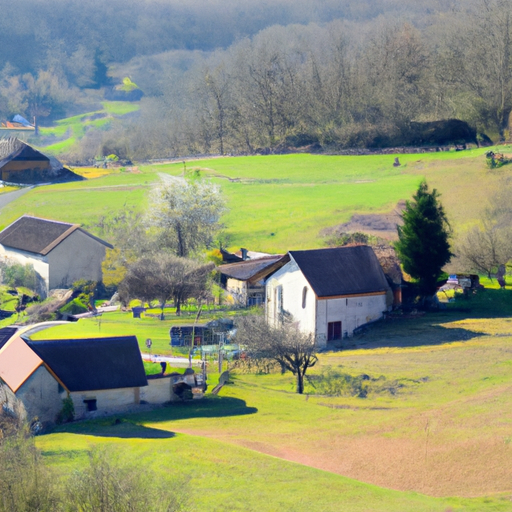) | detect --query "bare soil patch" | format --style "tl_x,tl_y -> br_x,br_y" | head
324,201 -> 405,241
